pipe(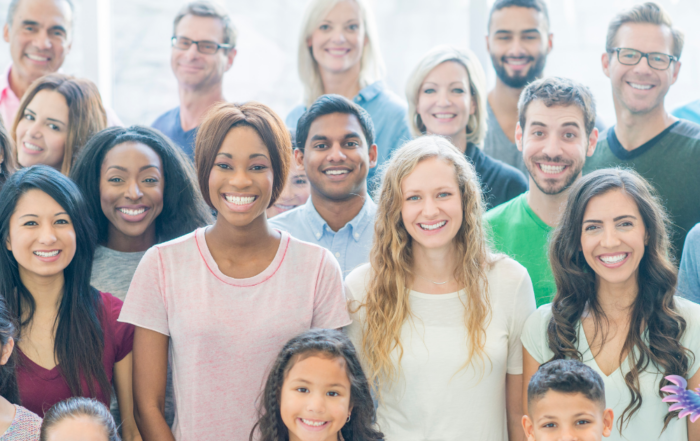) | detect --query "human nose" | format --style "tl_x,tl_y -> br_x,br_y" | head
327,143 -> 348,162
38,223 -> 58,245
540,135 -> 565,159
31,29 -> 53,51
124,179 -> 143,201
421,197 -> 440,218
331,27 -> 347,44
228,167 -> 253,189
27,120 -> 43,139
600,225 -> 621,249
305,392 -> 326,414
